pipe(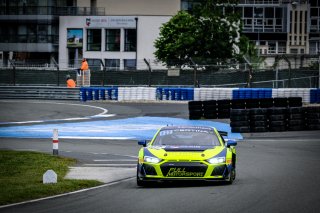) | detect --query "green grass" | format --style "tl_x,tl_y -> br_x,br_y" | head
0,150 -> 102,205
